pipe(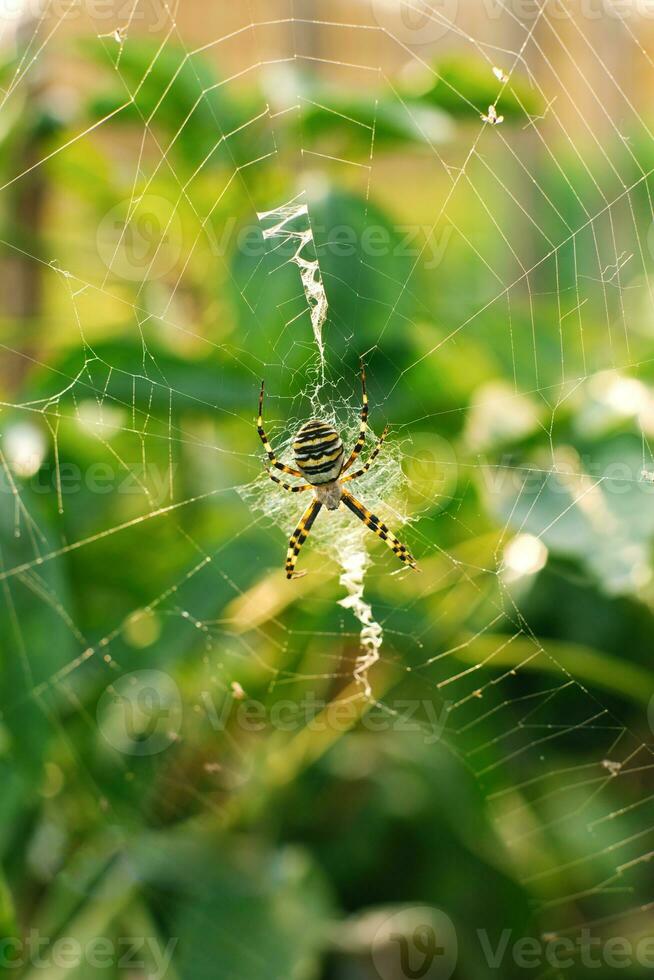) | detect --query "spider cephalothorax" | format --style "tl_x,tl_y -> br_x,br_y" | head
257,363 -> 417,579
